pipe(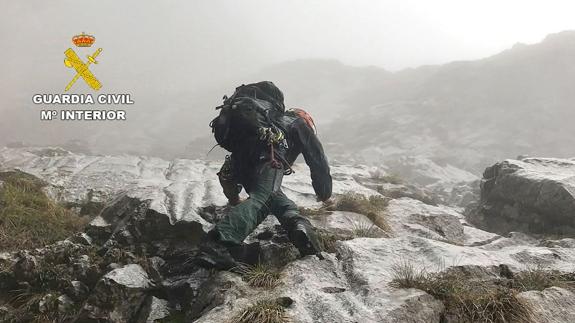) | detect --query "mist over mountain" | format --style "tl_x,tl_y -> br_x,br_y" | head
189,30 -> 575,172
3,31 -> 574,172
323,30 -> 575,171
